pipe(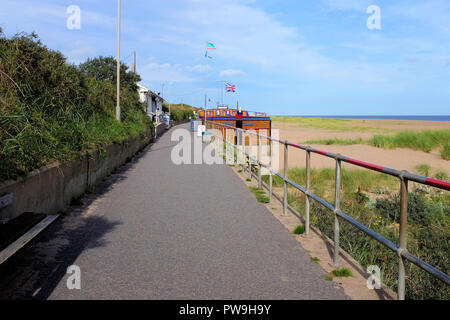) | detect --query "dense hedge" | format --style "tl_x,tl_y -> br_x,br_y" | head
0,30 -> 152,182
